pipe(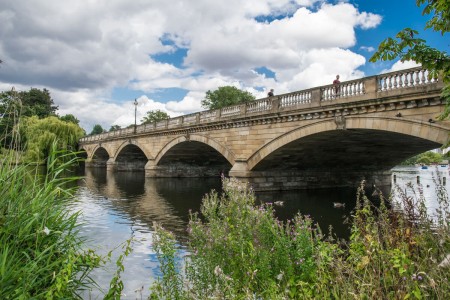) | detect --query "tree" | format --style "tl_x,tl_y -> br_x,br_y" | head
401,151 -> 443,165
109,125 -> 121,131
141,109 -> 170,124
0,89 -> 21,148
201,86 -> 255,110
59,114 -> 80,125
90,124 -> 105,135
1,87 -> 64,151
20,88 -> 58,118
370,0 -> 450,120
19,116 -> 85,163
